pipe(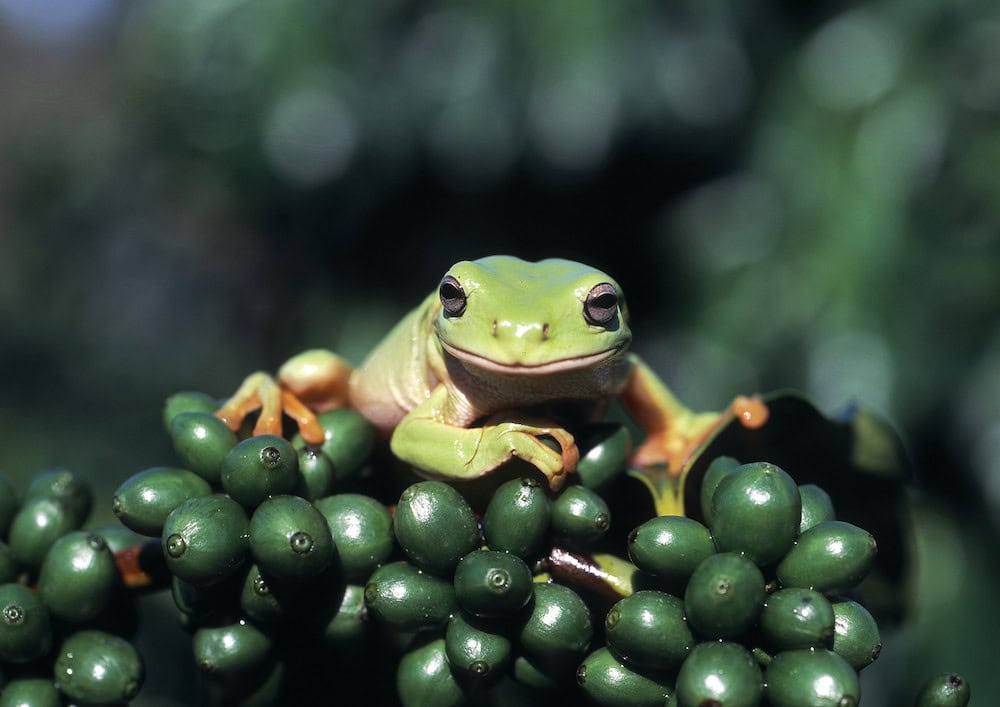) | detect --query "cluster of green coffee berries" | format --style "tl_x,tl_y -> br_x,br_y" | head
111,394 -> 634,704
109,392 -> 383,703
58,389 -> 970,706
369,475 -> 617,705
0,468 -> 145,706
581,456 -> 972,707
575,458 -> 874,705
